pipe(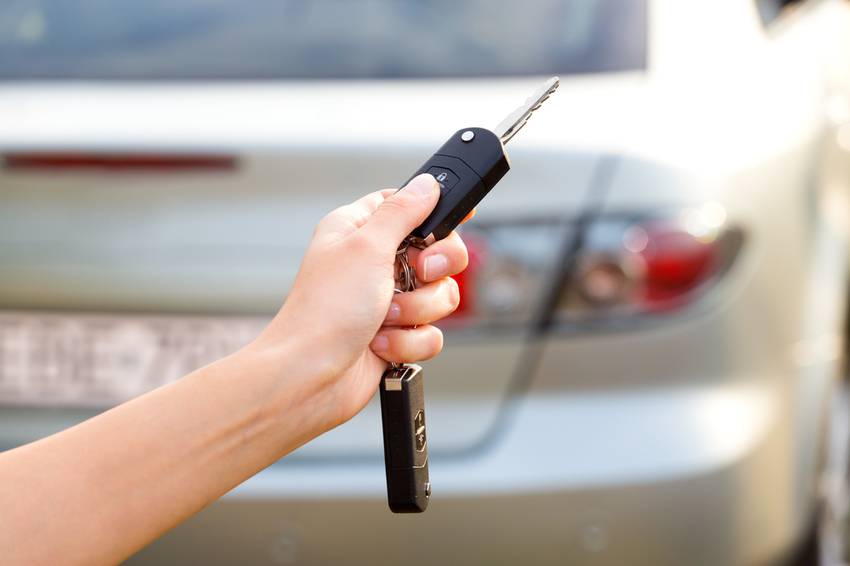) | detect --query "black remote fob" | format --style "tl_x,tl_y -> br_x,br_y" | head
379,364 -> 430,512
